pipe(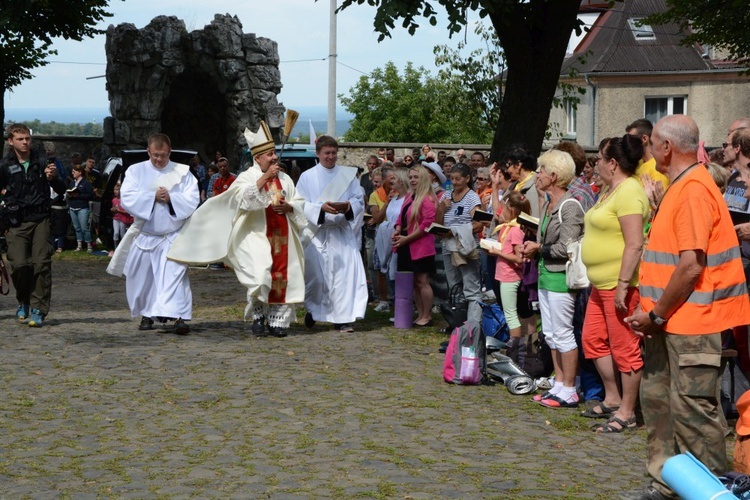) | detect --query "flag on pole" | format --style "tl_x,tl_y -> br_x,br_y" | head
309,120 -> 317,146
